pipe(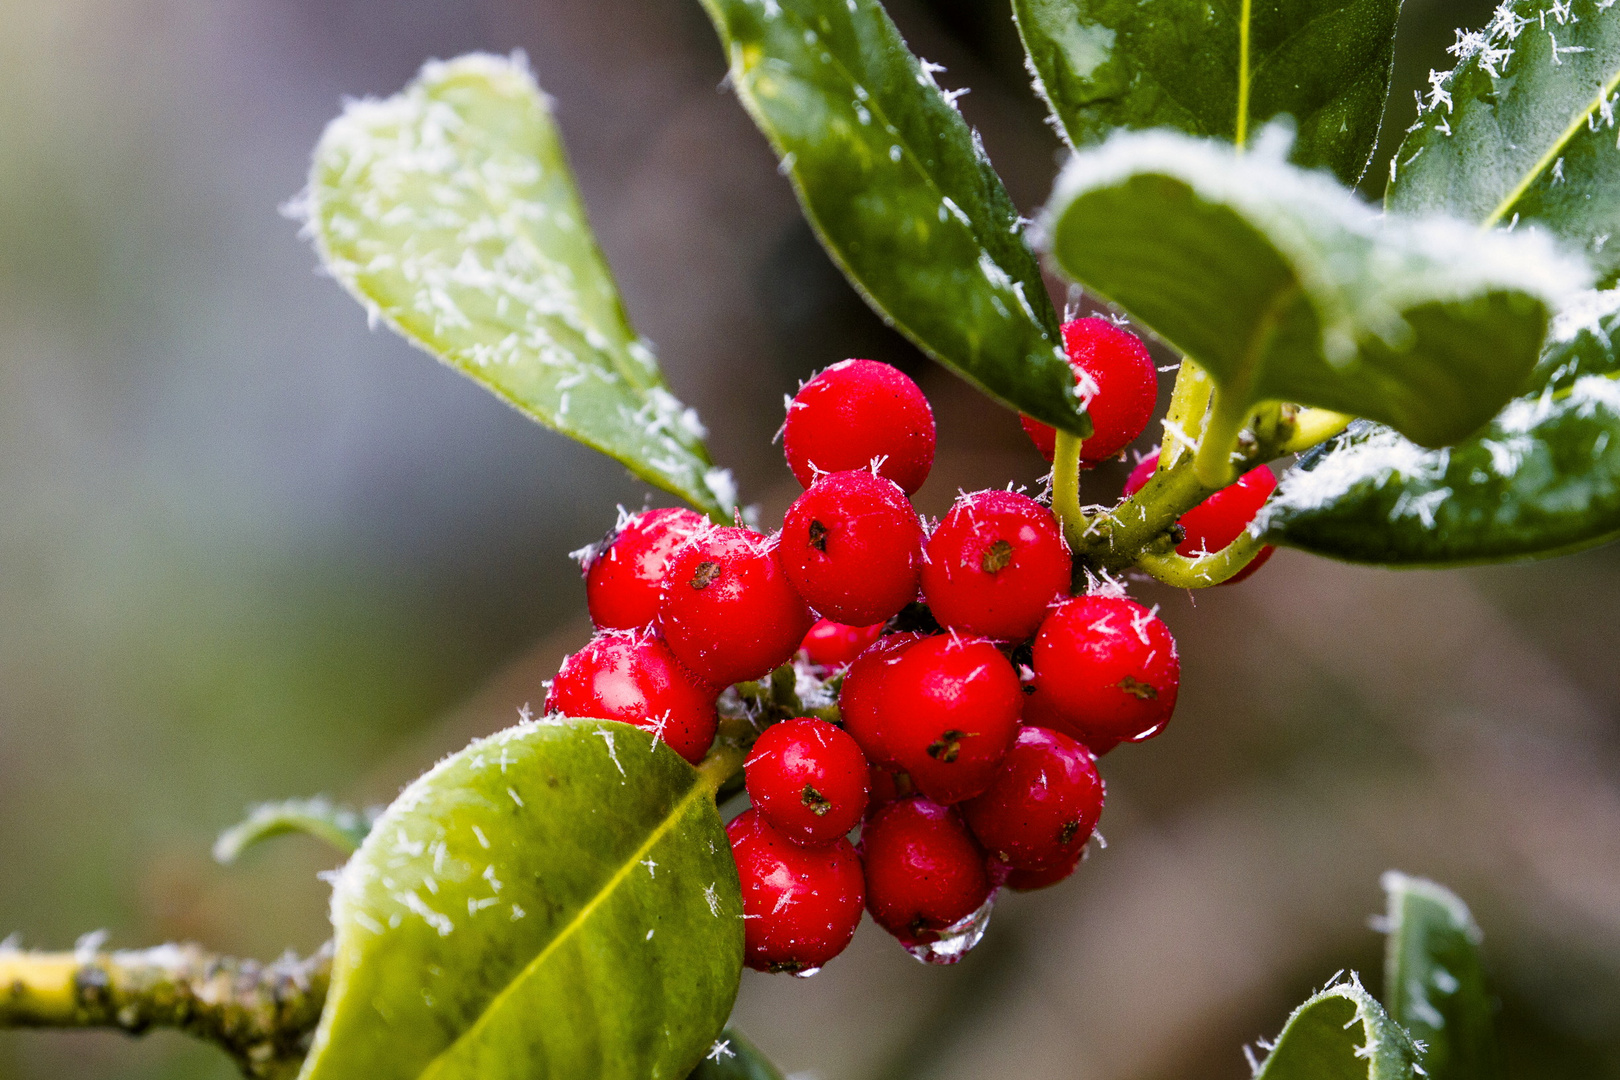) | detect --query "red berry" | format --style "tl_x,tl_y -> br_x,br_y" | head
866,765 -> 908,818
1021,318 -> 1156,466
862,797 -> 991,946
837,632 -> 927,767
961,726 -> 1103,870
1001,846 -> 1085,892
921,489 -> 1071,641
659,527 -> 814,687
745,718 -> 871,846
546,631 -> 718,764
800,618 -> 886,669
1124,450 -> 1277,583
582,508 -> 709,630
876,634 -> 1022,804
1029,595 -> 1180,751
780,471 -> 924,626
727,809 -> 865,974
784,359 -> 936,494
